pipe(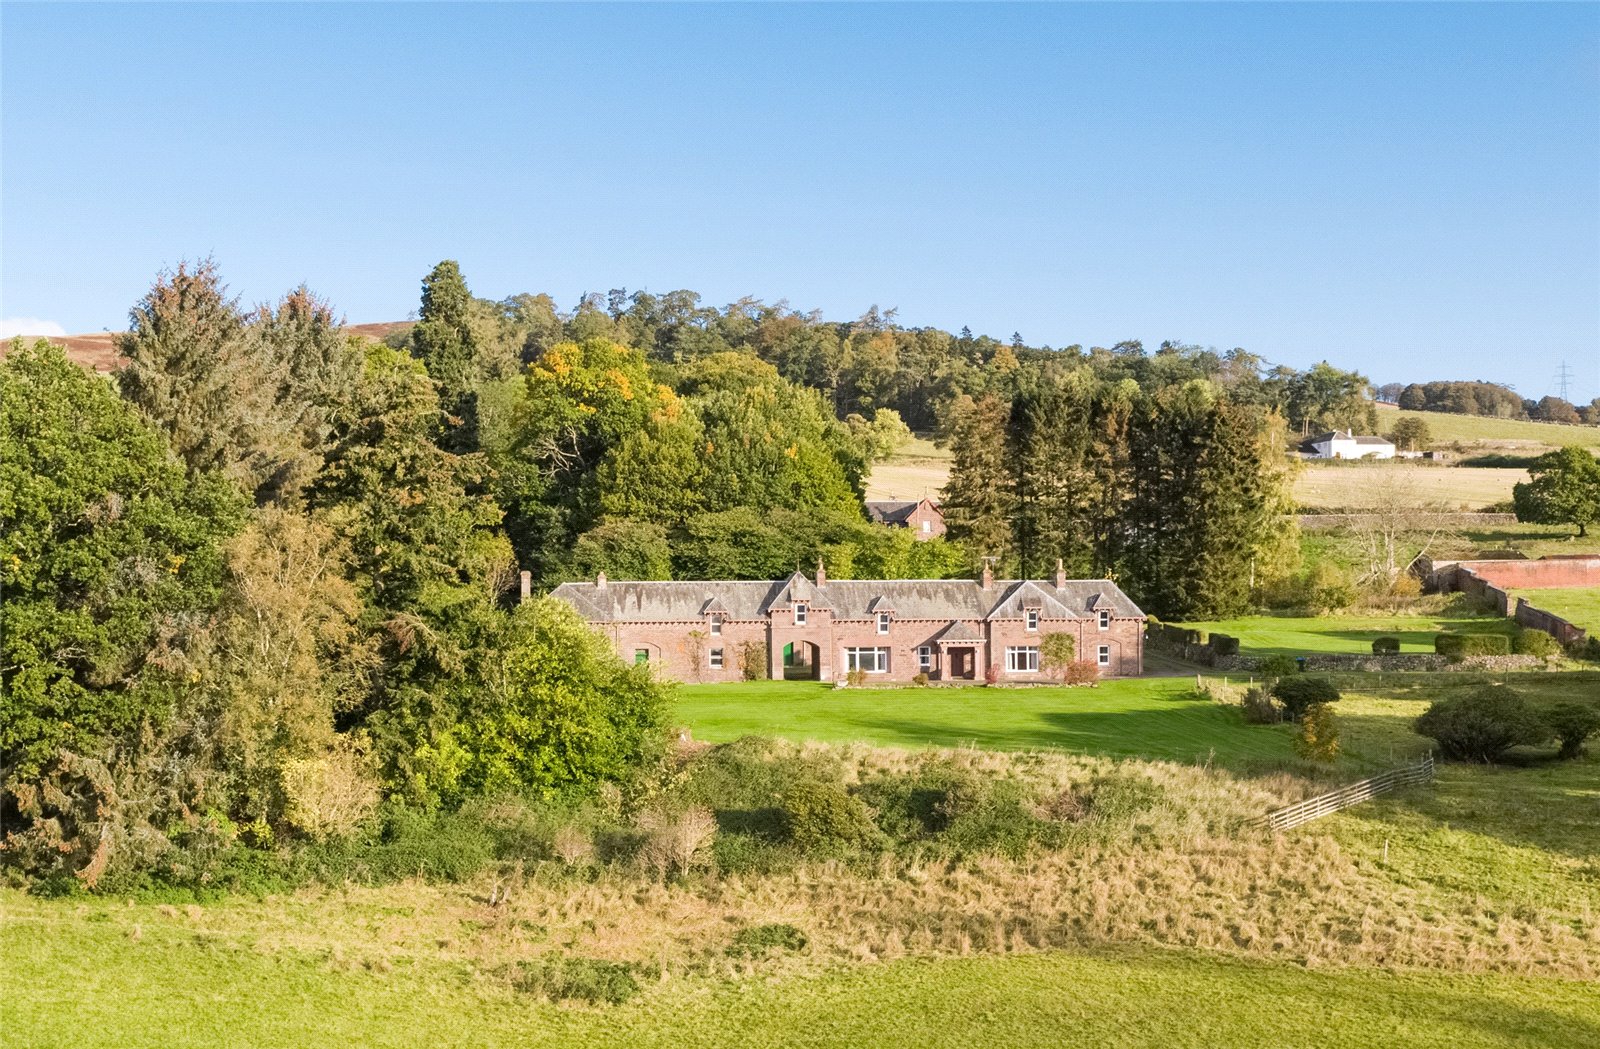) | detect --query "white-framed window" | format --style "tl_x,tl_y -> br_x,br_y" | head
917,646 -> 932,671
921,520 -> 931,533
1025,609 -> 1039,631
709,614 -> 723,636
1098,609 -> 1111,630
709,648 -> 724,669
794,602 -> 808,626
1097,645 -> 1111,667
877,611 -> 891,634
844,647 -> 889,673
1005,646 -> 1040,672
